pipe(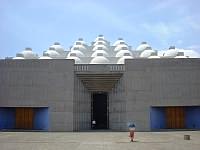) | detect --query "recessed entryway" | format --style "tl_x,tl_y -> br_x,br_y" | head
91,92 -> 109,129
